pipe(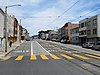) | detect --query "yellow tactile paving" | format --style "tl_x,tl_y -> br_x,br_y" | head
50,54 -> 60,60
30,55 -> 37,60
61,54 -> 74,59
15,56 -> 24,60
40,54 -> 48,60
72,54 -> 89,60
85,54 -> 100,59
